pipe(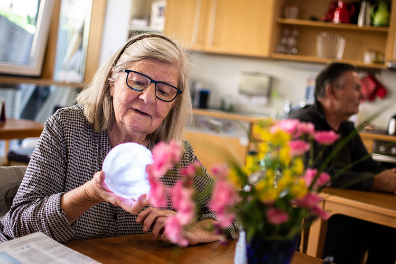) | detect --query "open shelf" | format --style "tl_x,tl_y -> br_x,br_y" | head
0,76 -> 84,88
277,19 -> 389,32
271,53 -> 387,69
